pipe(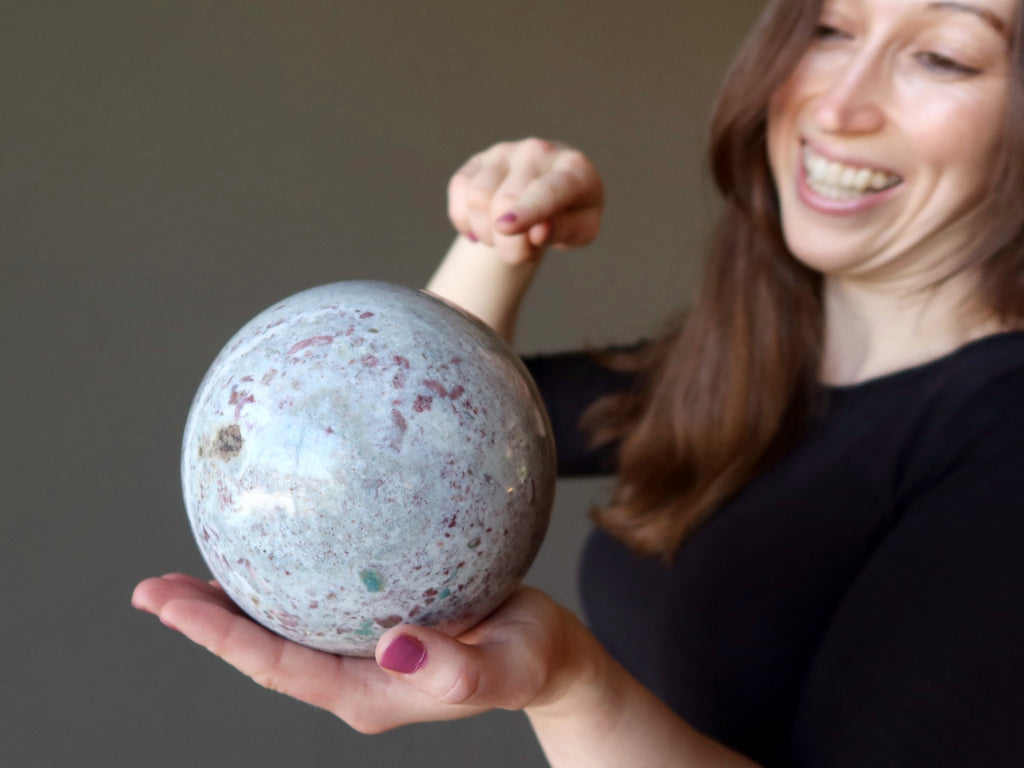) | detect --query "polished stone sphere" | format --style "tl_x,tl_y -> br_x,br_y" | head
181,281 -> 555,656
